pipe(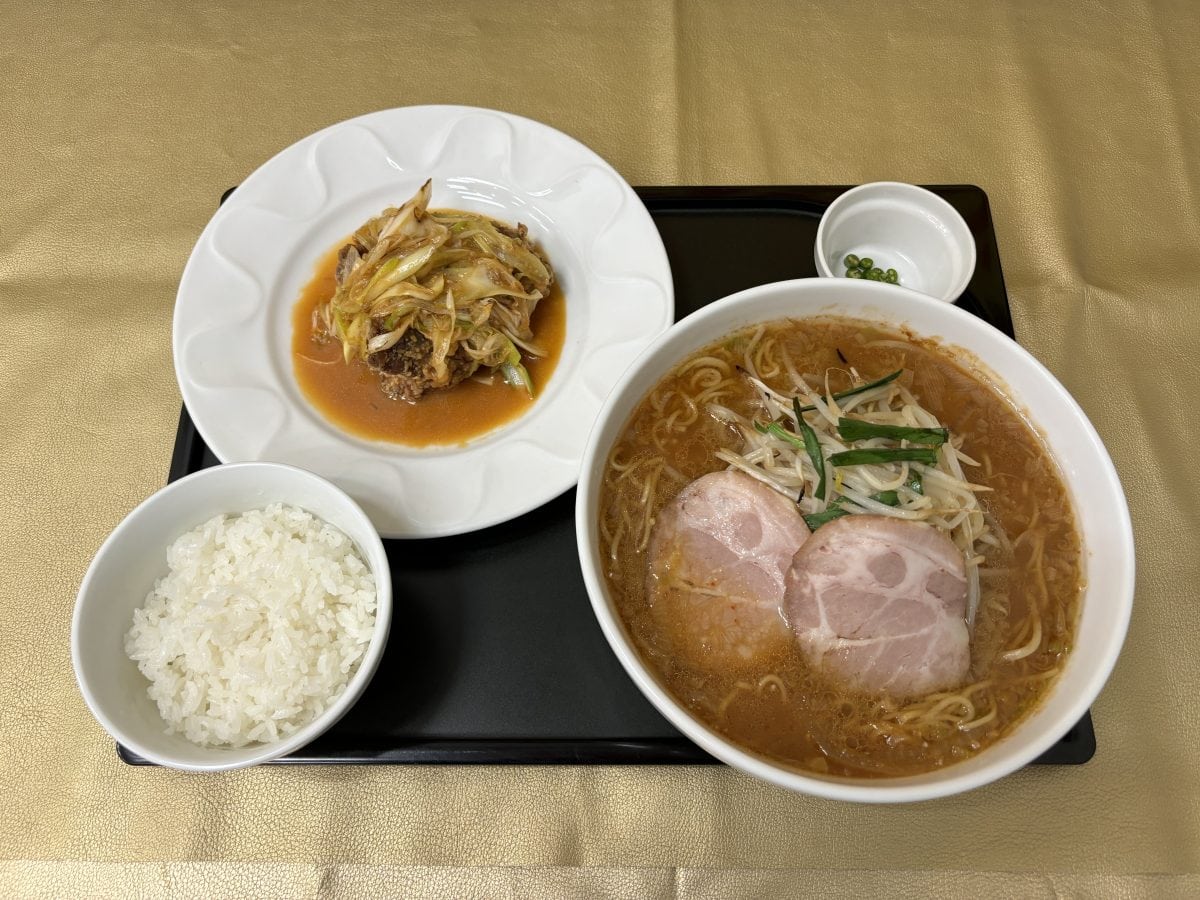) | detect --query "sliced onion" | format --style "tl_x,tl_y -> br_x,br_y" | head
367,327 -> 407,354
